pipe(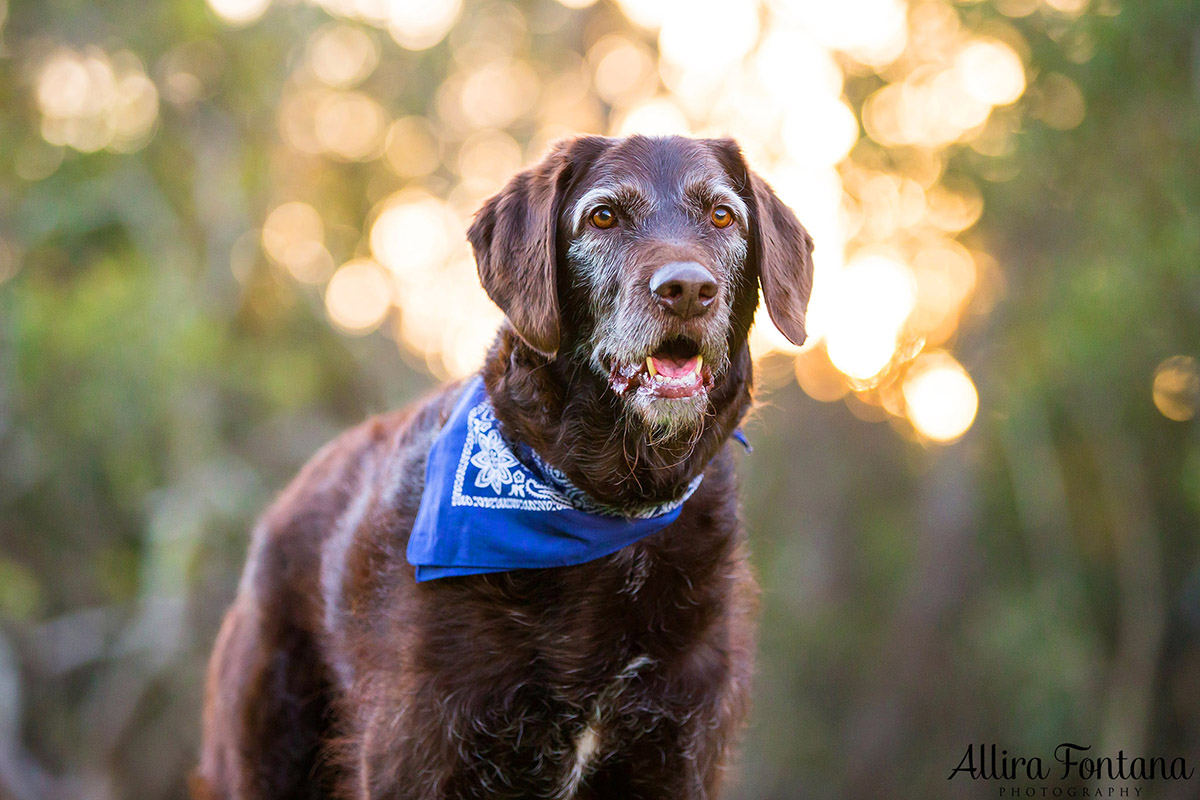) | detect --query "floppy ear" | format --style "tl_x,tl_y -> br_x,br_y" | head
707,139 -> 815,346
467,137 -> 607,358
